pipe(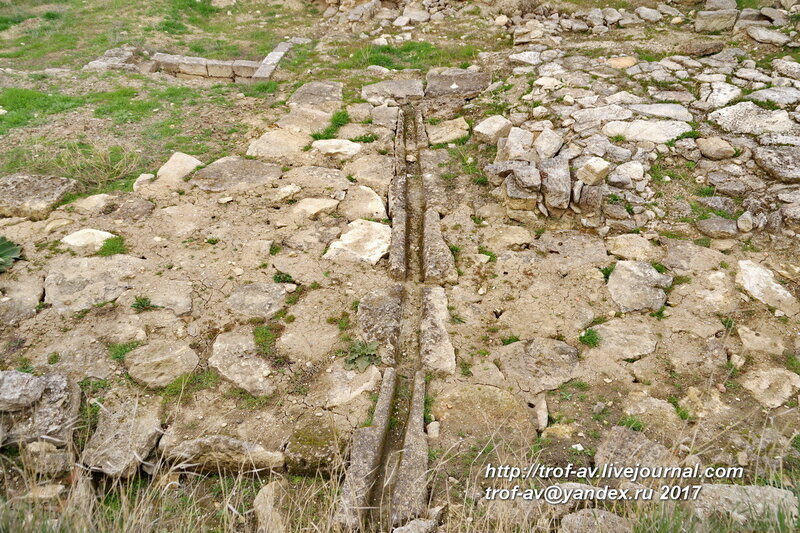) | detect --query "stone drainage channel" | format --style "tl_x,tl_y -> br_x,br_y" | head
335,104 -> 441,531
